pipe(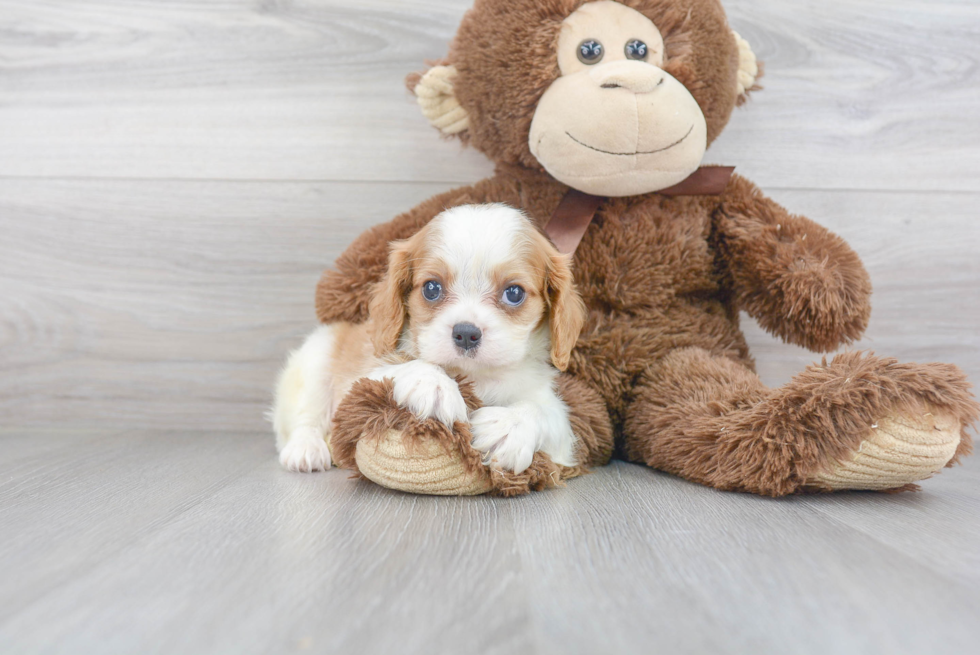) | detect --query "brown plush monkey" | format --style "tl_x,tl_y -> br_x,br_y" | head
318,0 -> 977,496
